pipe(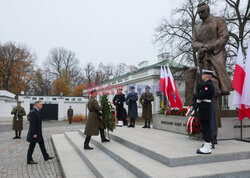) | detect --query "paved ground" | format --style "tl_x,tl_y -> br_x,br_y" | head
0,121 -> 83,178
